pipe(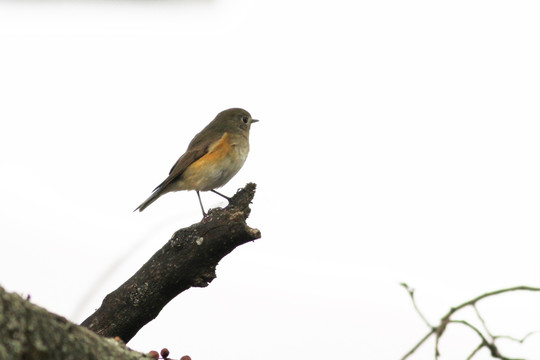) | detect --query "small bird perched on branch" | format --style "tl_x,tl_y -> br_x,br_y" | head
135,108 -> 258,216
